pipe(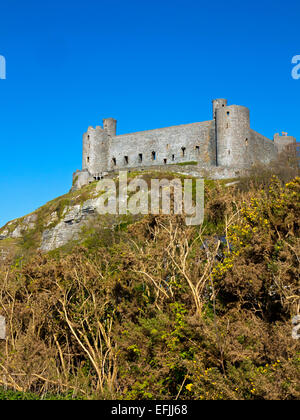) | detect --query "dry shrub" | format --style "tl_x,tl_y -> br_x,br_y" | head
238,148 -> 299,193
0,176 -> 299,399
